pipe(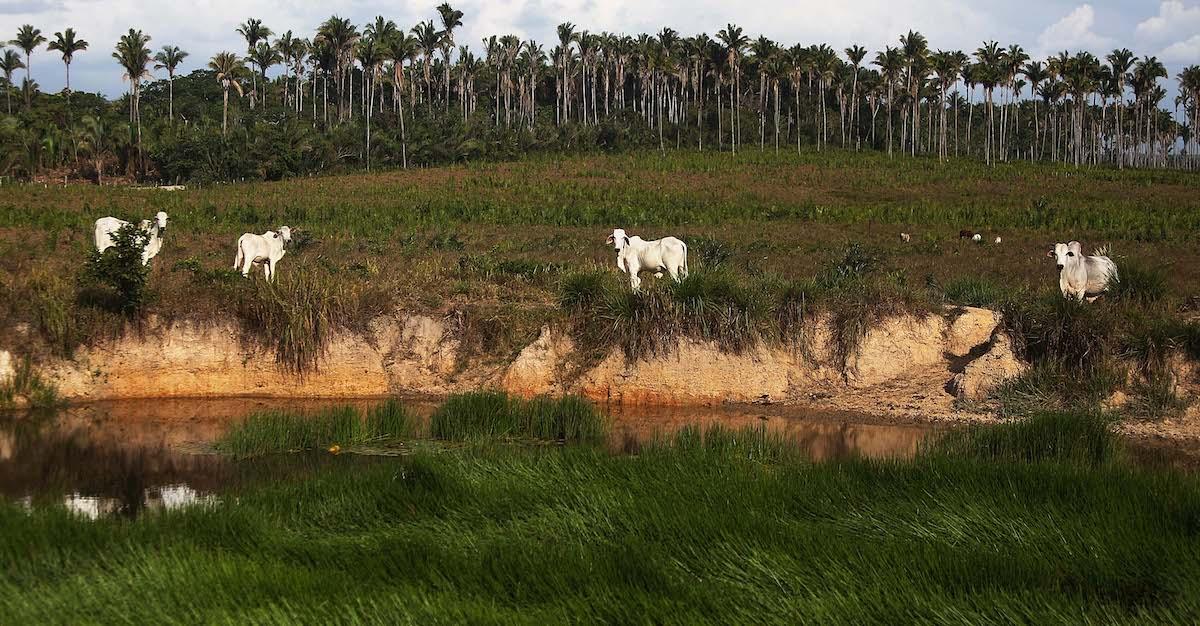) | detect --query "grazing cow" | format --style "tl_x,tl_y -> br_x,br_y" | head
958,229 -> 976,239
234,226 -> 292,281
994,236 -> 1003,244
606,228 -> 688,292
1048,241 -> 1118,302
93,211 -> 169,266
900,233 -> 912,242
972,233 -> 983,243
